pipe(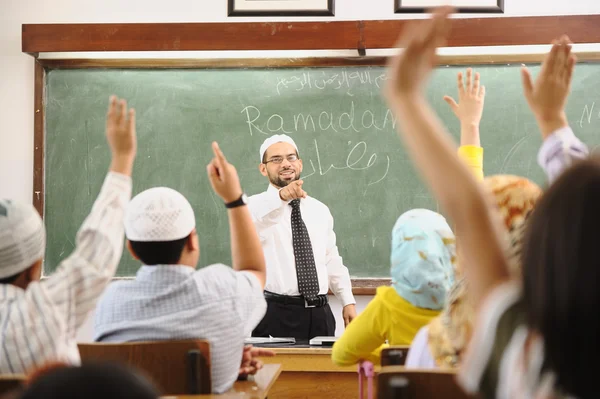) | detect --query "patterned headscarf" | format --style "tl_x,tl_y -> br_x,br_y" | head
390,209 -> 456,310
427,175 -> 542,368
